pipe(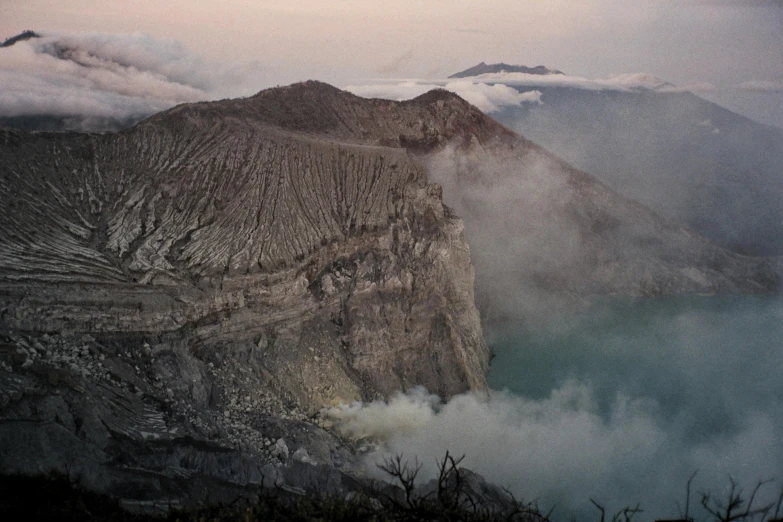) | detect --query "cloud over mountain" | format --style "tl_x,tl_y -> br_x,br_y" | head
346,80 -> 542,113
345,71 -> 715,114
0,31 -> 263,124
